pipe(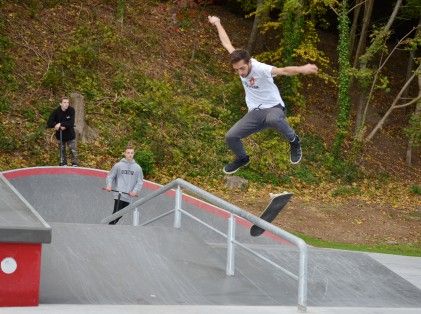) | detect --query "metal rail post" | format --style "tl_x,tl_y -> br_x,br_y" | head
297,244 -> 308,312
133,207 -> 140,226
226,213 -> 236,276
173,185 -> 182,229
